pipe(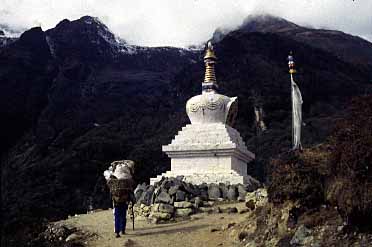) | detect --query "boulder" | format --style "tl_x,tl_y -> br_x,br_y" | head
158,203 -> 174,214
245,188 -> 268,208
238,208 -> 250,214
134,183 -> 147,202
168,177 -> 182,186
290,225 -> 313,246
153,177 -> 166,188
237,184 -> 247,198
134,190 -> 143,202
200,189 -> 209,200
199,183 -> 208,190
152,203 -> 160,212
65,233 -> 80,242
161,178 -> 172,190
219,183 -> 229,199
191,185 -> 201,197
203,201 -> 215,207
149,212 -> 172,221
225,207 -> 238,214
208,183 -> 221,200
257,187 -> 268,199
160,178 -> 182,191
194,197 -> 202,209
245,200 -> 255,210
245,176 -> 261,192
238,231 -> 249,242
175,208 -> 193,217
174,201 -> 193,208
237,196 -> 245,202
227,186 -> 238,201
175,190 -> 186,202
183,182 -> 194,194
138,186 -> 155,206
123,239 -> 136,247
198,207 -> 213,213
47,224 -> 73,241
168,185 -> 180,196
155,191 -> 172,204
227,222 -> 236,229
140,204 -> 151,212
213,206 -> 222,214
